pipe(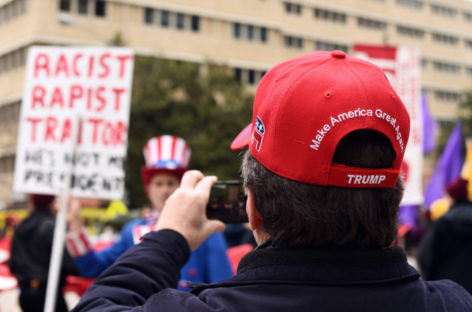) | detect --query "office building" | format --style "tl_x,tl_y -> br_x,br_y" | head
0,0 -> 471,205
